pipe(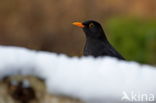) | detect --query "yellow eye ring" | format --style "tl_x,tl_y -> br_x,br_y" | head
89,23 -> 94,28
